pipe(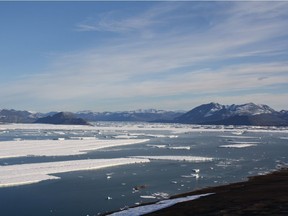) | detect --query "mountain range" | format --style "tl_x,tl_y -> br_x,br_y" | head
0,103 -> 287,126
75,109 -> 182,122
174,102 -> 288,126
